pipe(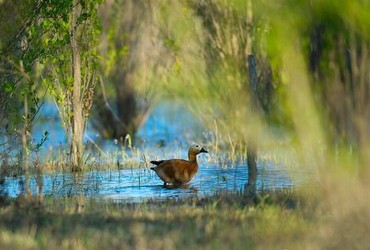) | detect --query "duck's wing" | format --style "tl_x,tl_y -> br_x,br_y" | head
150,159 -> 196,184
150,159 -> 177,183
160,160 -> 193,175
